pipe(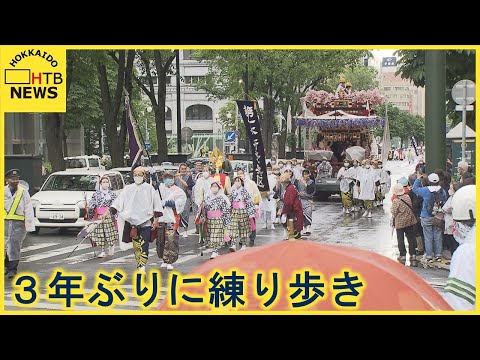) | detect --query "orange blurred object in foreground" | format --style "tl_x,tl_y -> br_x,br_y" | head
157,240 -> 453,312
